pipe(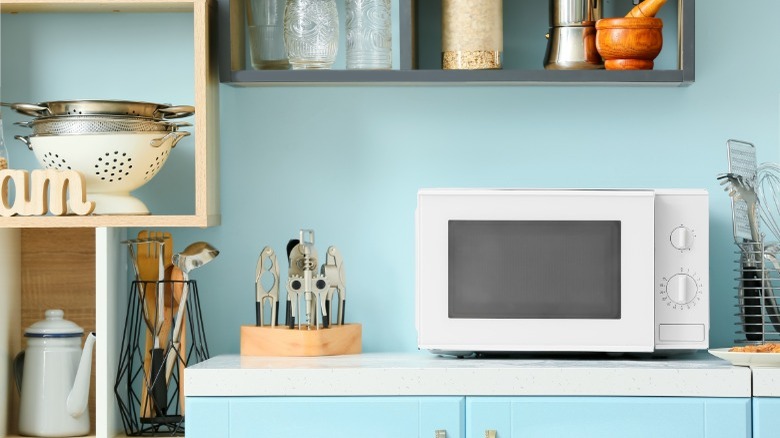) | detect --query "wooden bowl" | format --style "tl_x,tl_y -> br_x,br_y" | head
595,17 -> 663,70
